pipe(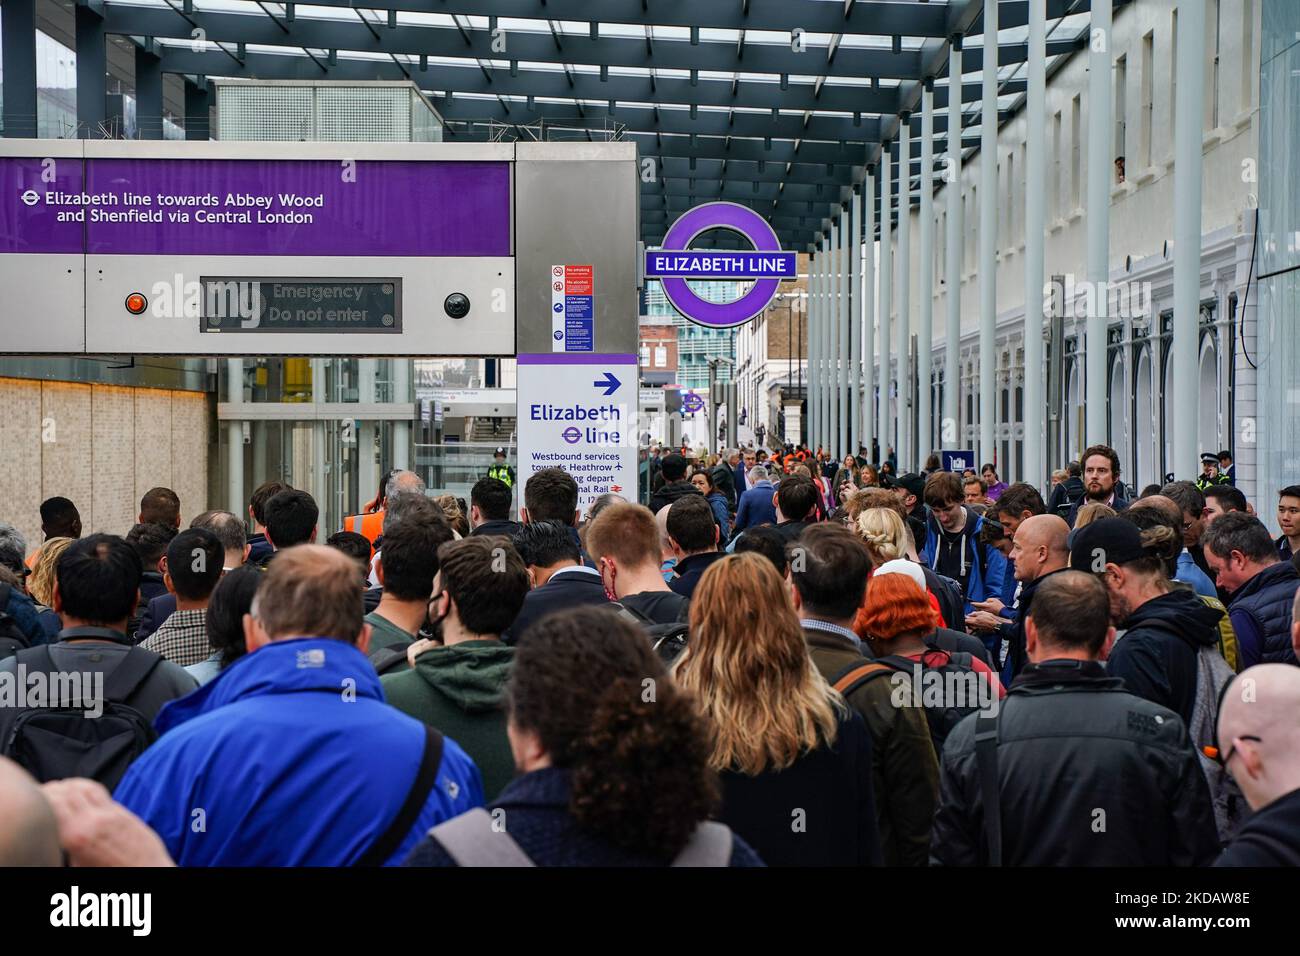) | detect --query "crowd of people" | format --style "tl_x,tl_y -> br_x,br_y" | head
1,438 -> 1298,868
